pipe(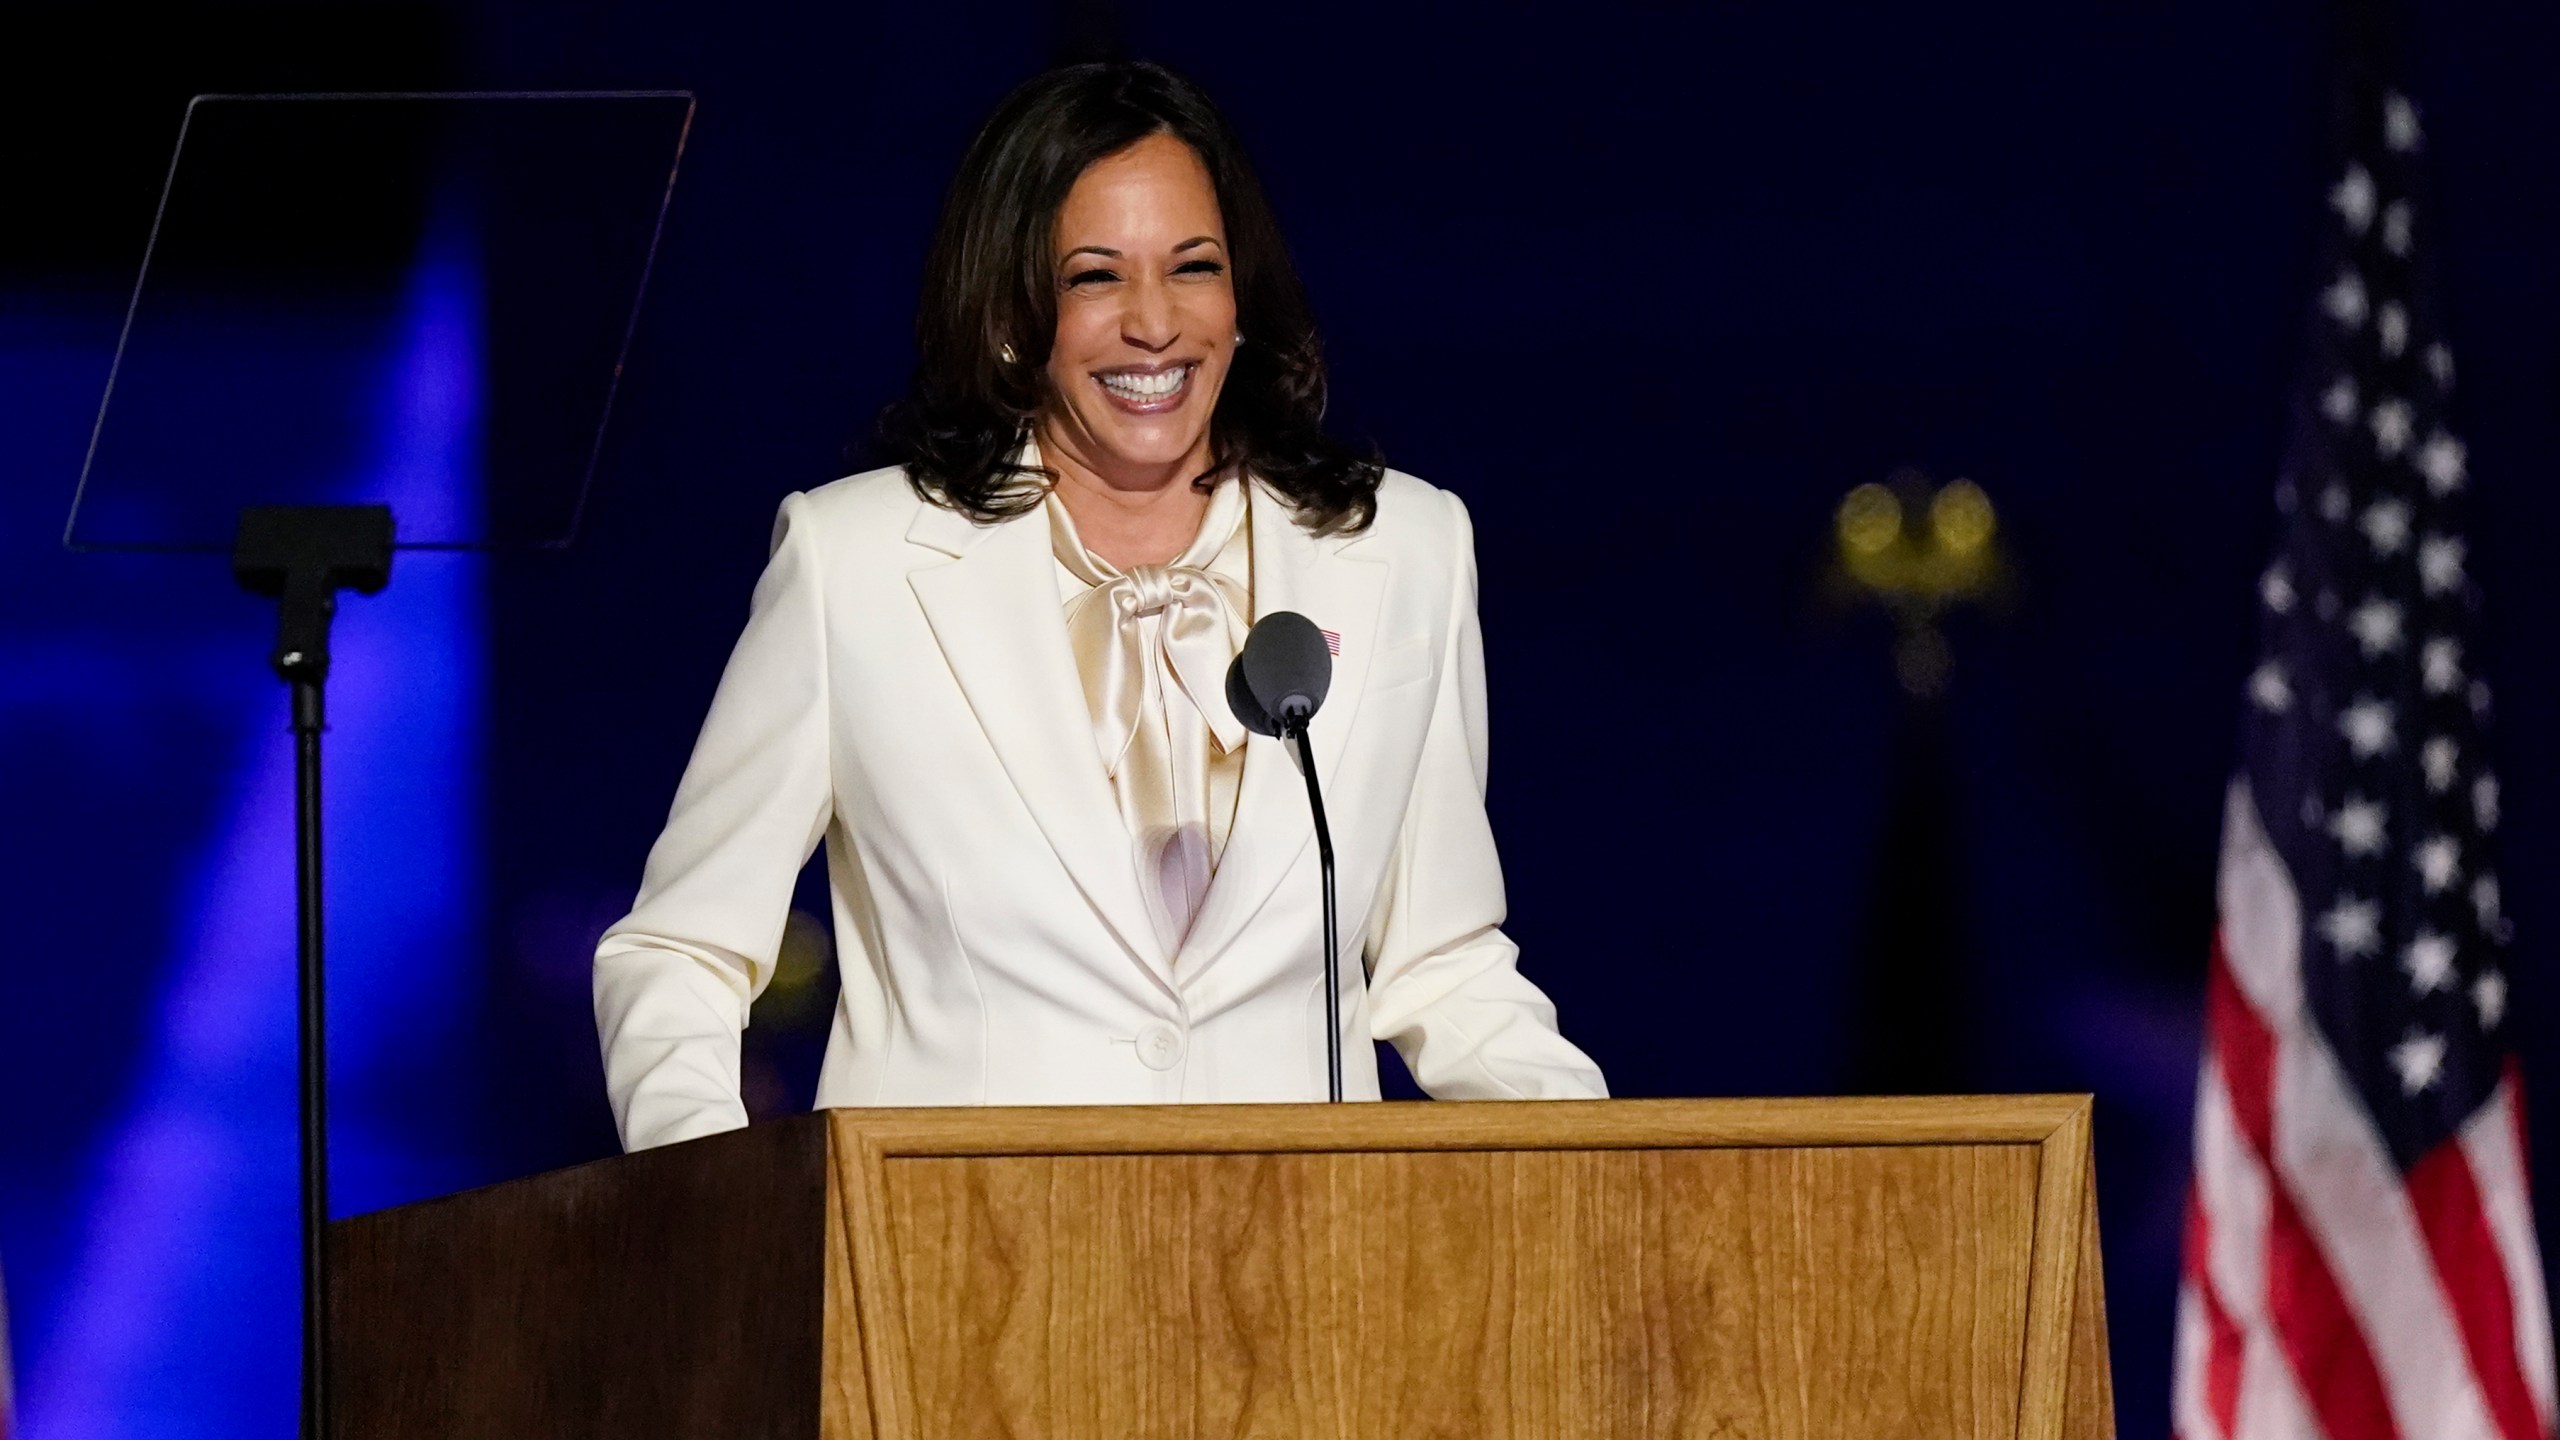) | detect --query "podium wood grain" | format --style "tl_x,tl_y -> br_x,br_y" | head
332,1097 -> 2113,1440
